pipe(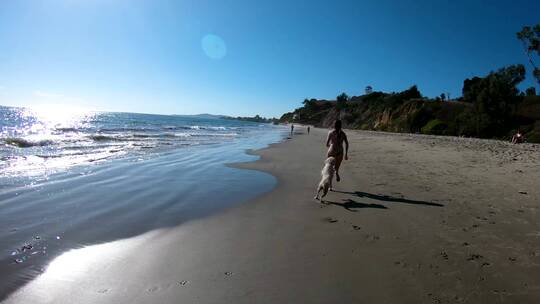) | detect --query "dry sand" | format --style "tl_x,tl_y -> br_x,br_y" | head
4,128 -> 540,303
